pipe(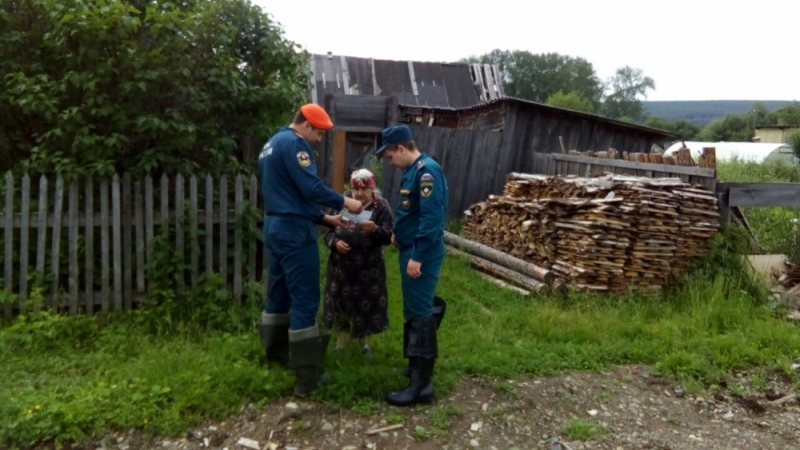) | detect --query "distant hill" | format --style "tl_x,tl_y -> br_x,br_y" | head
643,100 -> 795,125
